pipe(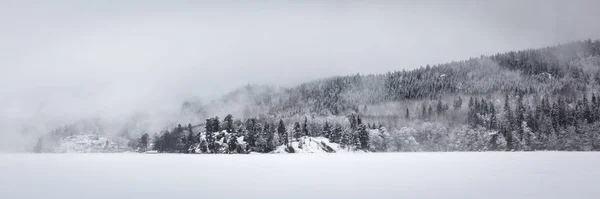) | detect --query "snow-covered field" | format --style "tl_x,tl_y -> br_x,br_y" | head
1,152 -> 599,199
